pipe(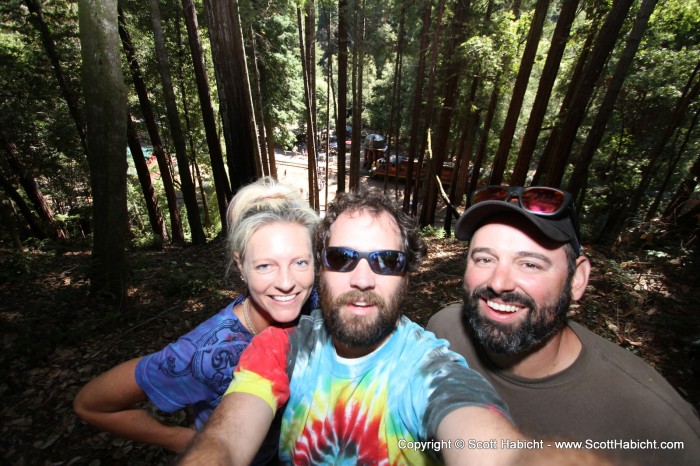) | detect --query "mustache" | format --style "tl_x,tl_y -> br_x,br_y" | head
332,289 -> 386,308
470,286 -> 535,309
